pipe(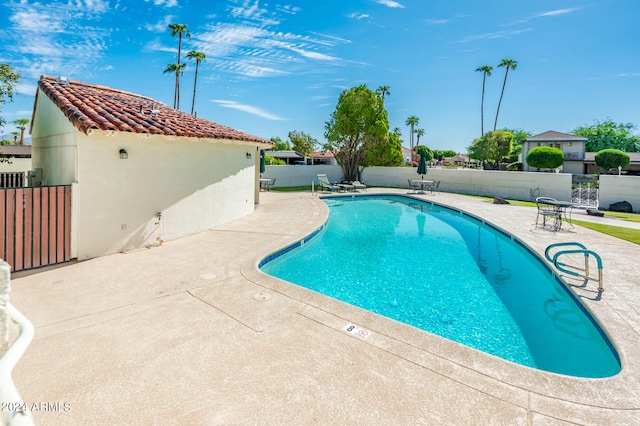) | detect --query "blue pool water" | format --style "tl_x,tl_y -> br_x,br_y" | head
260,195 -> 621,378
